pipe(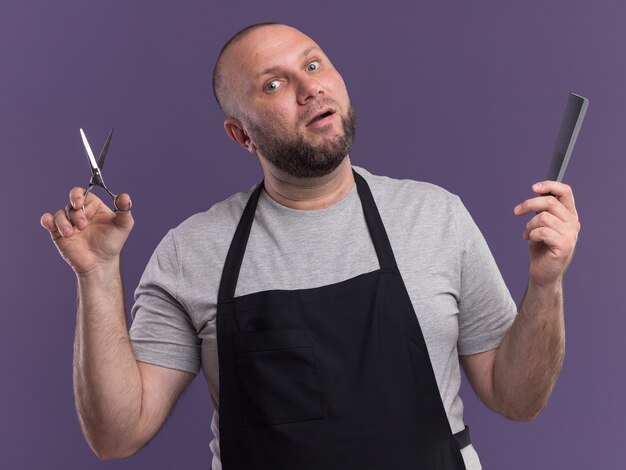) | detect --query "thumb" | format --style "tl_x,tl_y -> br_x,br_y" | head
113,193 -> 134,228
